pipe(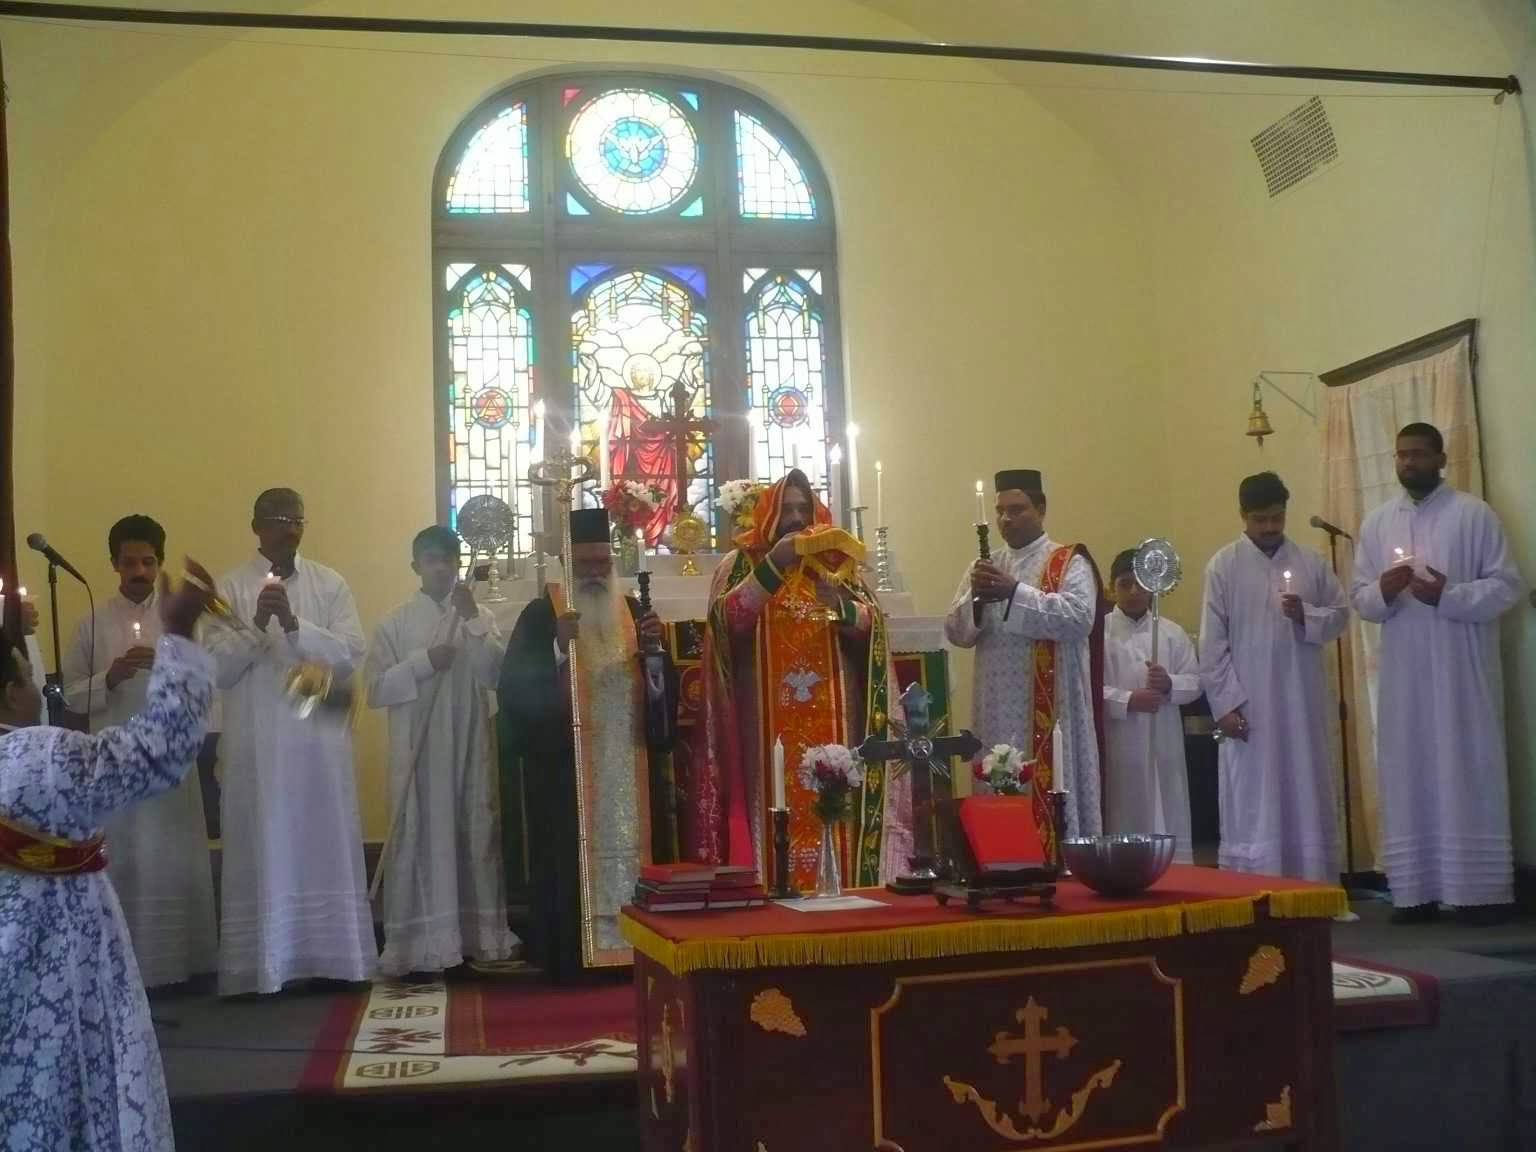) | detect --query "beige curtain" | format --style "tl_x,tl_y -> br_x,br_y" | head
1320,333 -> 1480,872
